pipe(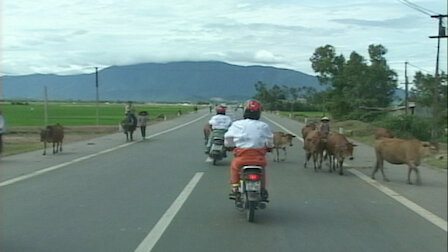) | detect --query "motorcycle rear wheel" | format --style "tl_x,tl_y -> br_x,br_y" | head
246,201 -> 256,222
